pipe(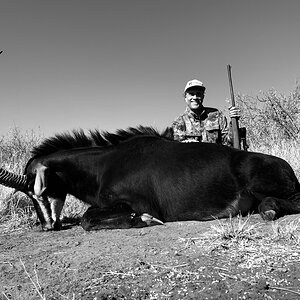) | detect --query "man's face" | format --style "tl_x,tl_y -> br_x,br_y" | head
185,88 -> 205,111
